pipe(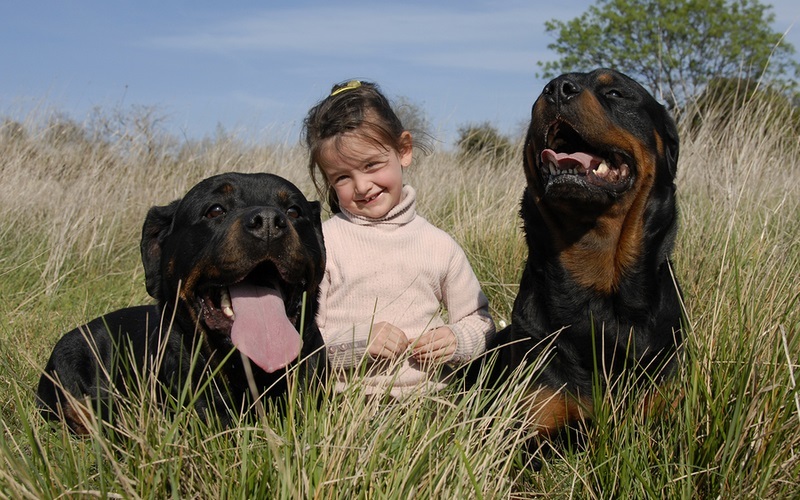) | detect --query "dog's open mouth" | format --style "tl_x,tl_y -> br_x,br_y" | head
199,260 -> 304,373
539,121 -> 632,192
